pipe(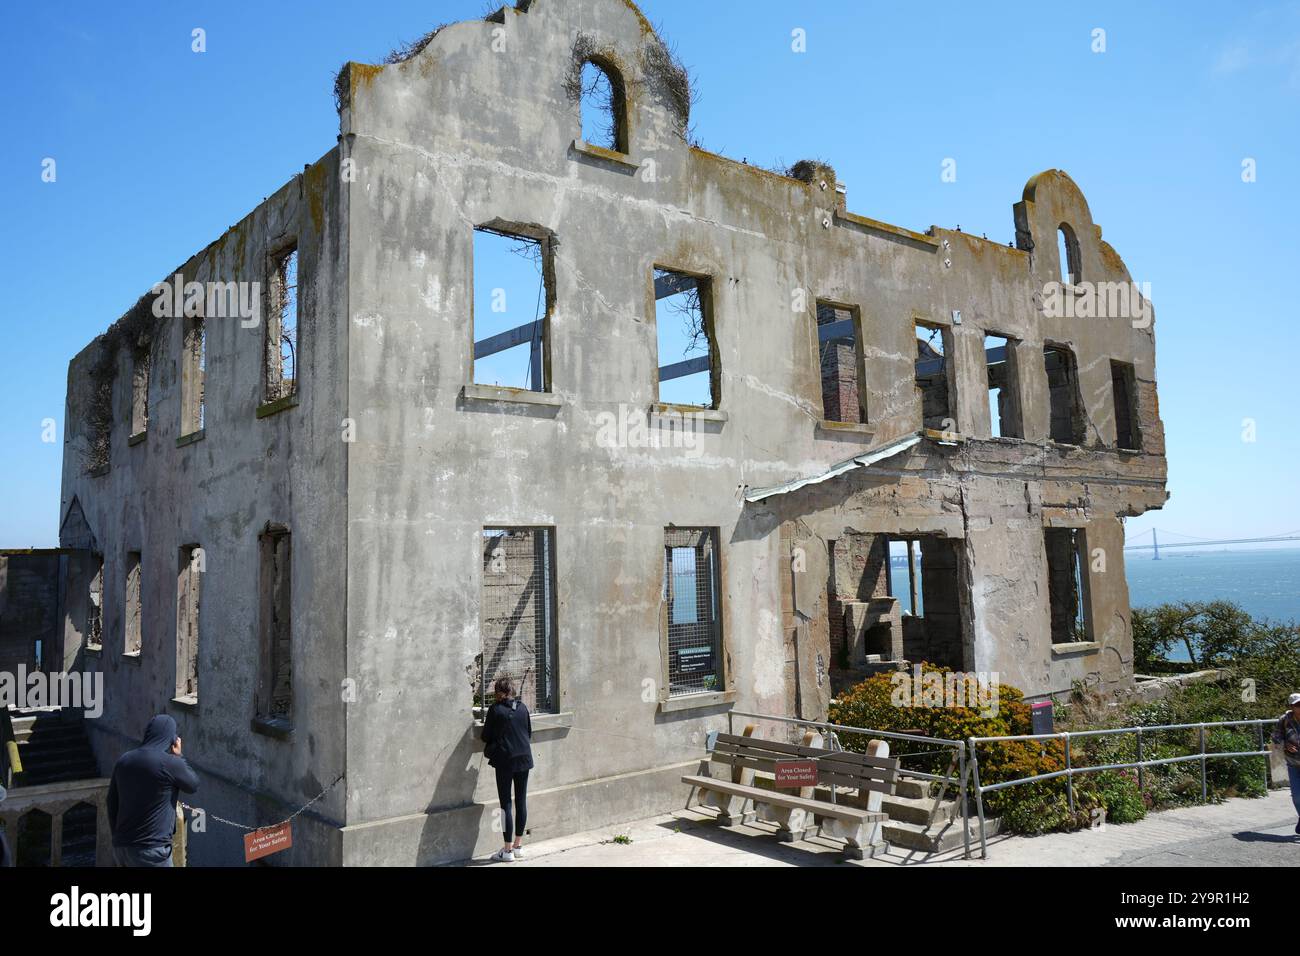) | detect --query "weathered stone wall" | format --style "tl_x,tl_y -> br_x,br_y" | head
59,0 -> 1166,865
59,150 -> 350,866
